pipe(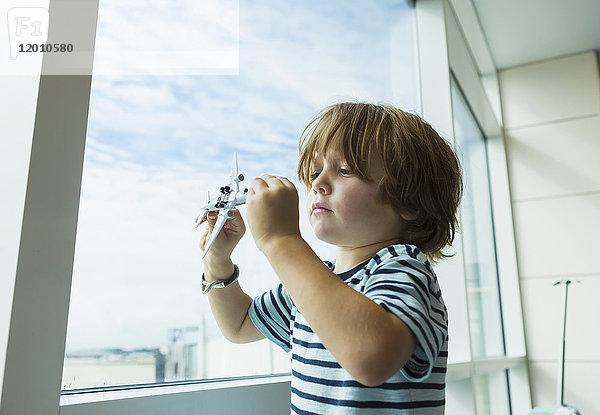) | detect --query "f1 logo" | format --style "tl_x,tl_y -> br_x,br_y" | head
7,7 -> 49,59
